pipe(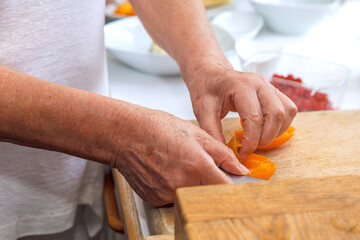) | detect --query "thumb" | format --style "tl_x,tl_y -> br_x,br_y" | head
203,138 -> 249,176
